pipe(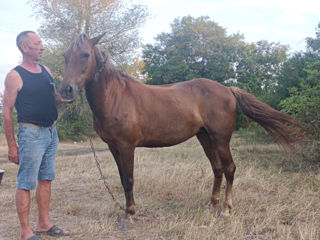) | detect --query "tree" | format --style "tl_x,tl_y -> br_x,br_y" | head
277,22 -> 320,97
235,41 -> 288,99
280,62 -> 320,139
280,22 -> 320,139
275,52 -> 309,100
306,22 -> 320,55
142,16 -> 244,85
30,0 -> 148,64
